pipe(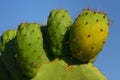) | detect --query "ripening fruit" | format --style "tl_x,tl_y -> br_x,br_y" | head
70,9 -> 109,62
